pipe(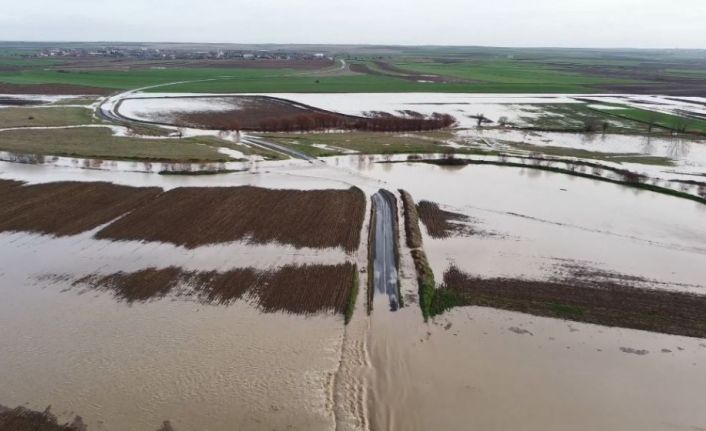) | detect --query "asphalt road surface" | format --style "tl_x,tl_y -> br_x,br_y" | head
372,191 -> 400,311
